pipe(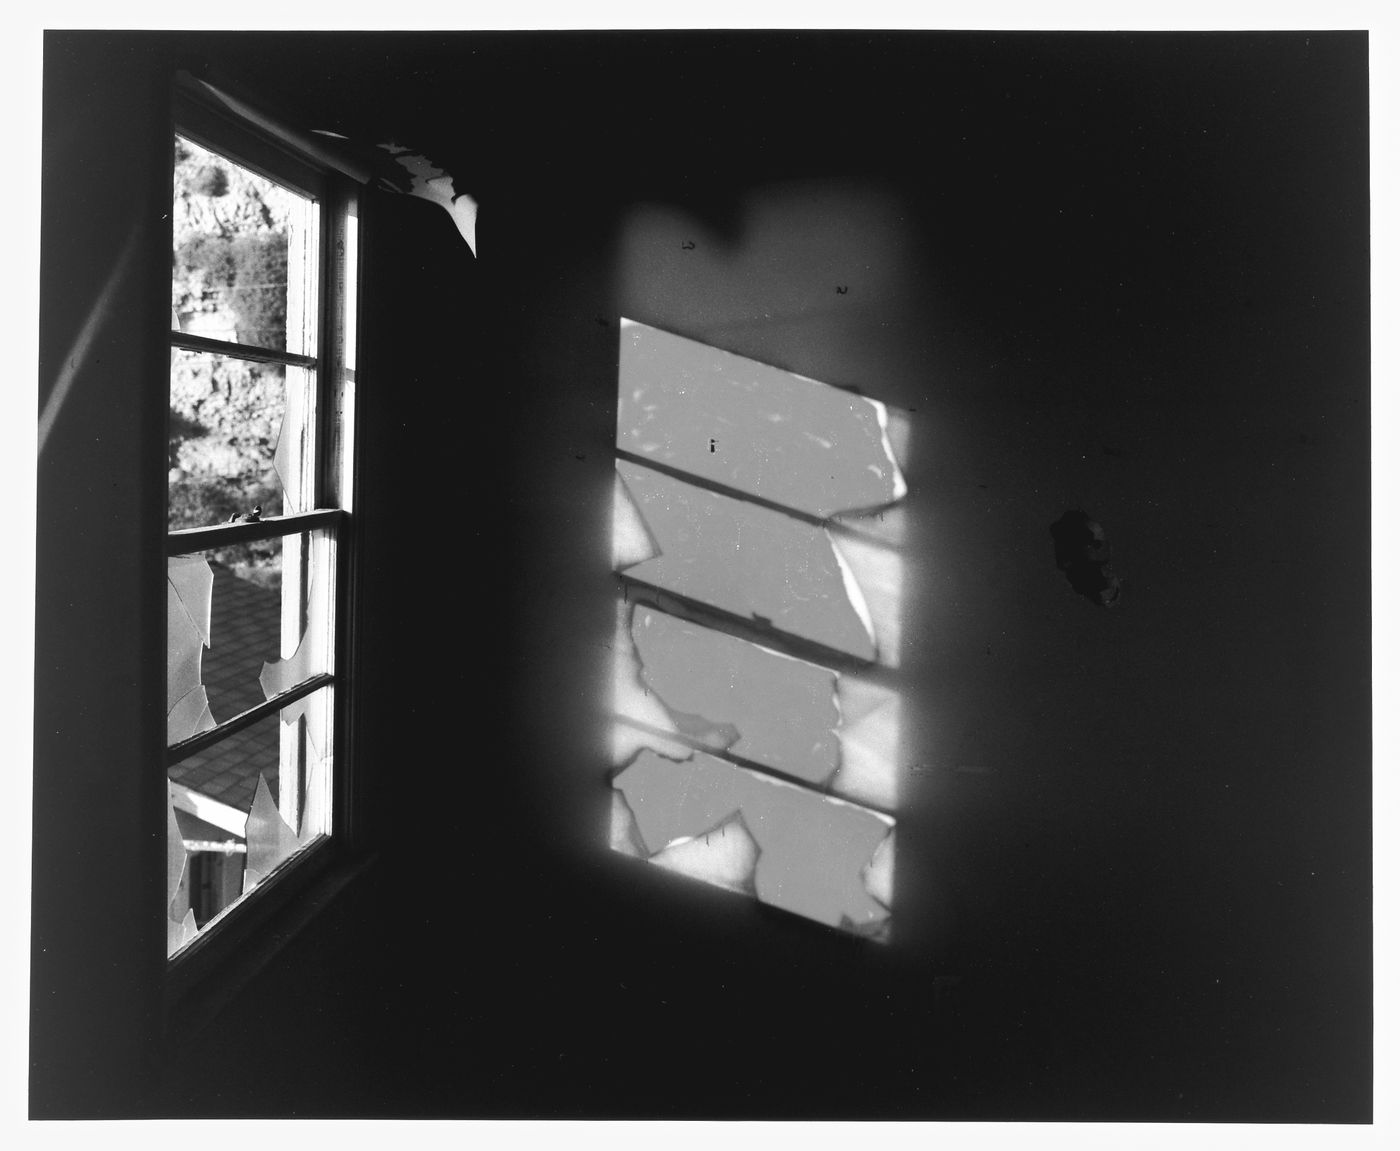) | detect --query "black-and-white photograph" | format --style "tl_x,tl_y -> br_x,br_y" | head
24,15 -> 1378,1133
